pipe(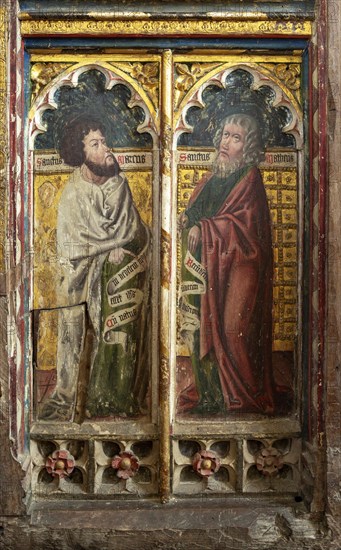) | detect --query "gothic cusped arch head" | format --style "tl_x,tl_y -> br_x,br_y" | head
29,62 -> 159,151
175,65 -> 303,150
